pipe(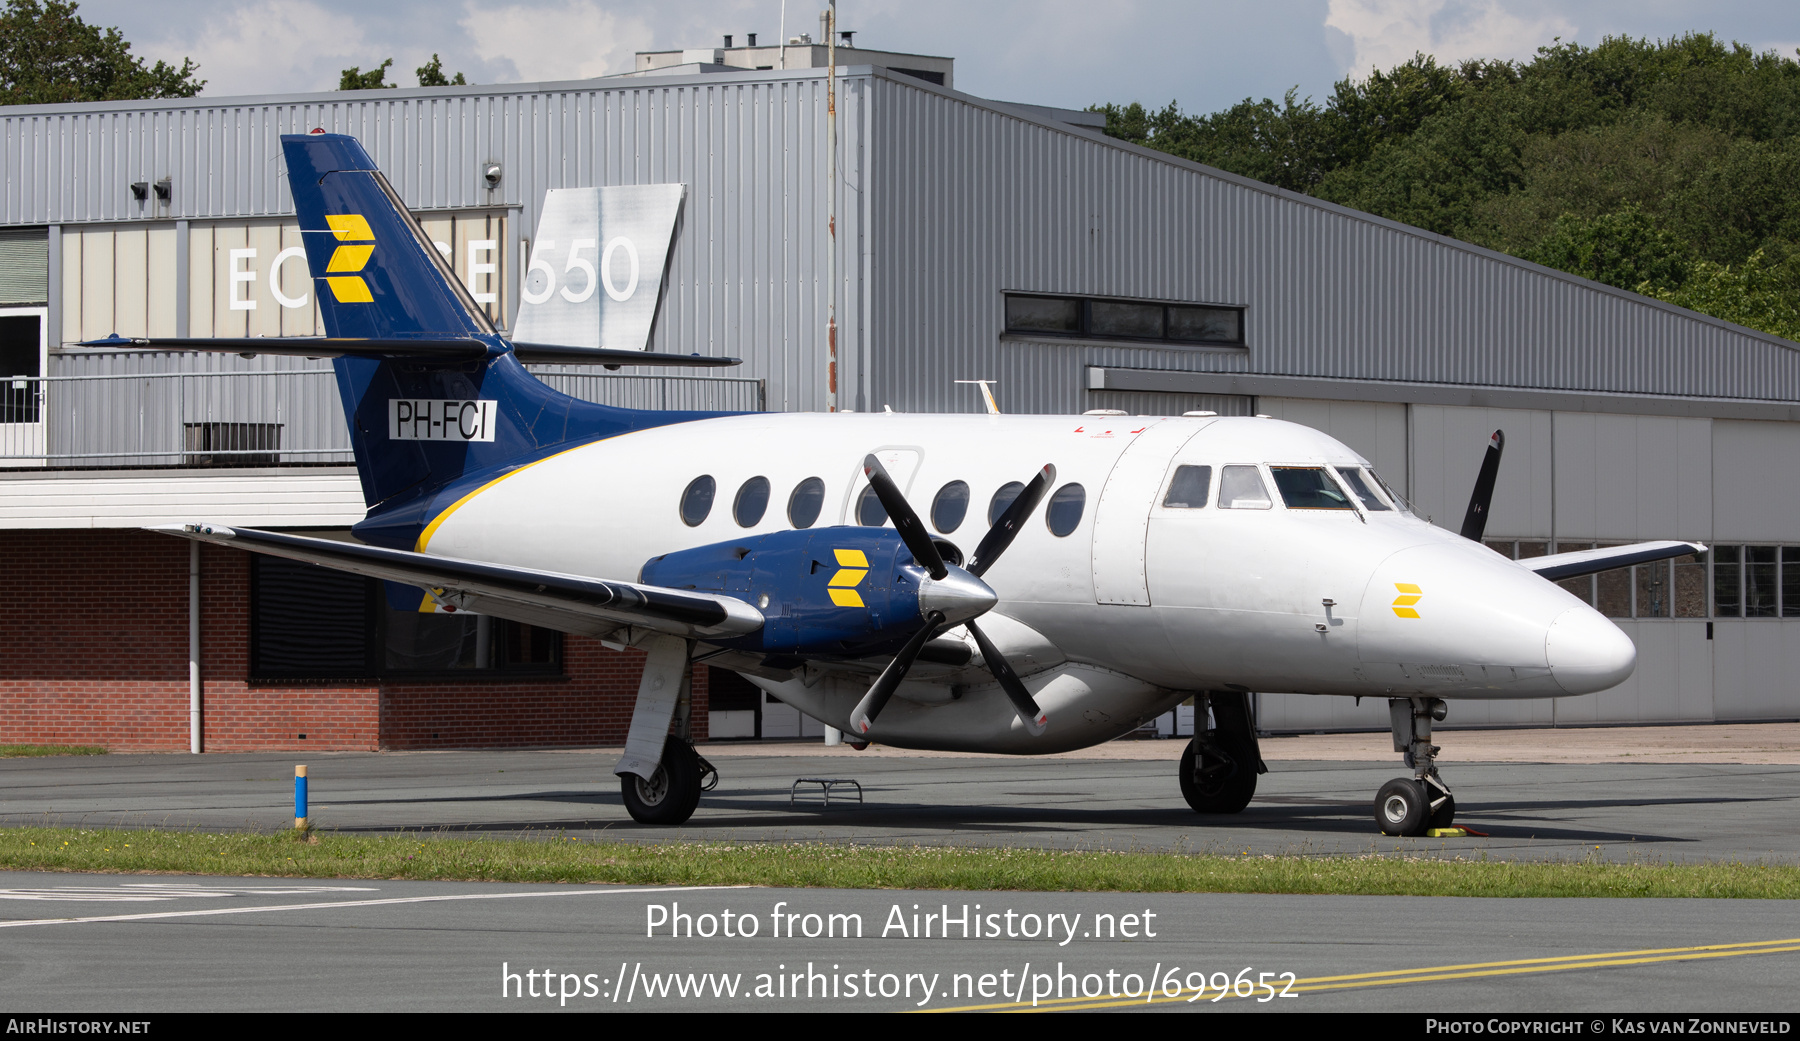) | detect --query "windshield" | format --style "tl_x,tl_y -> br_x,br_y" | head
1270,467 -> 1354,510
1333,467 -> 1392,511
